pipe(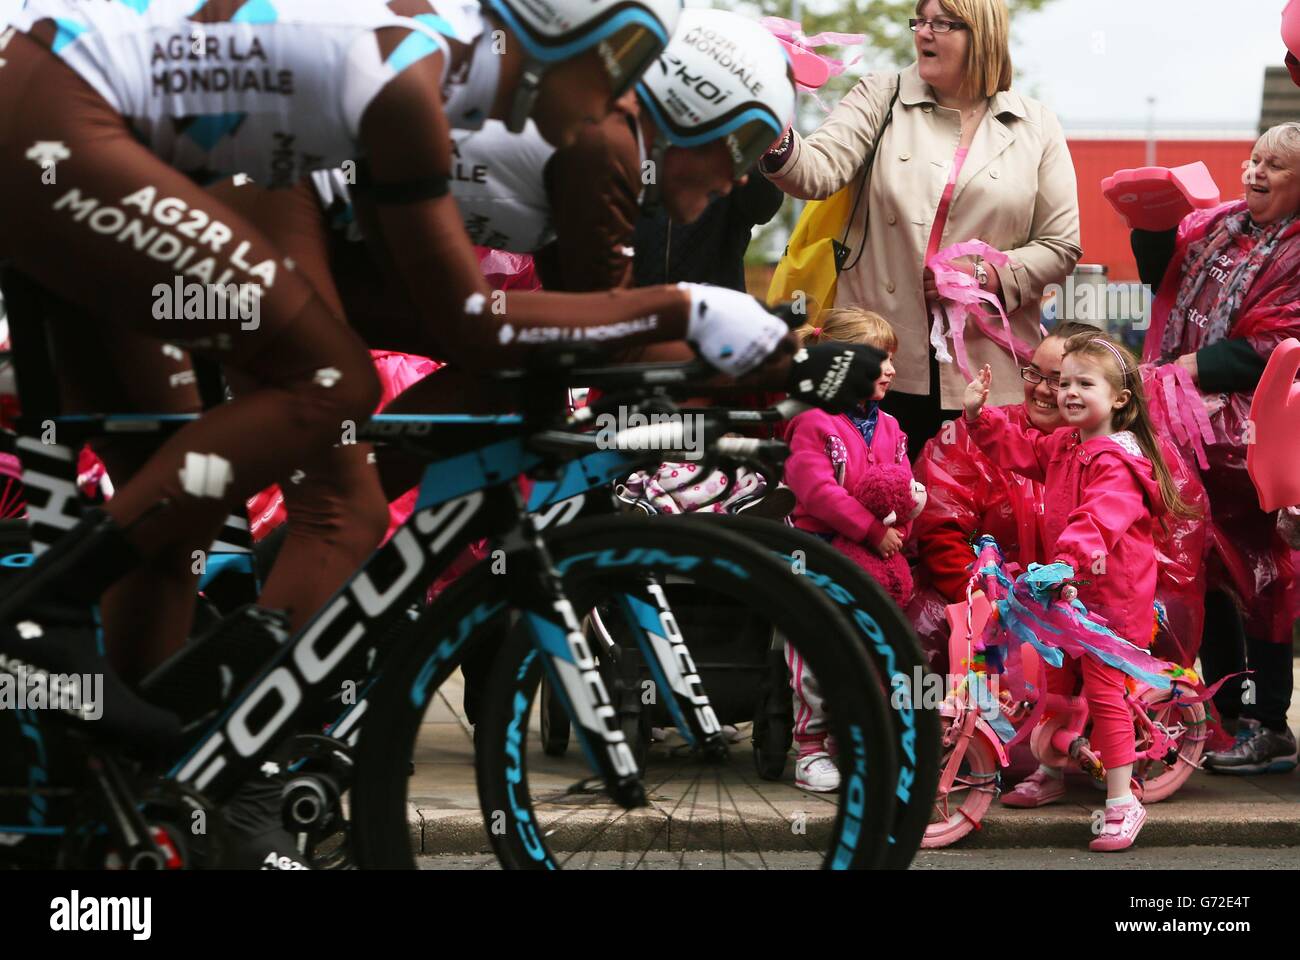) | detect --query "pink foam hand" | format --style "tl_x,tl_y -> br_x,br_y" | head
1247,337 -> 1300,511
1101,162 -> 1221,232
1285,0 -> 1300,62
760,17 -> 864,90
